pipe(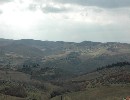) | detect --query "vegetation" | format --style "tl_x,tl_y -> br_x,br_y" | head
97,61 -> 130,71
0,39 -> 130,100
0,85 -> 27,98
